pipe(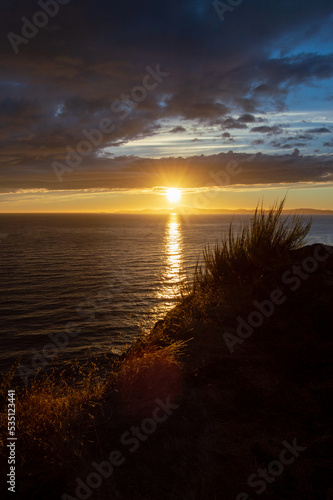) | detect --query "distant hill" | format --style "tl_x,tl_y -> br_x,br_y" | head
114,206 -> 333,215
